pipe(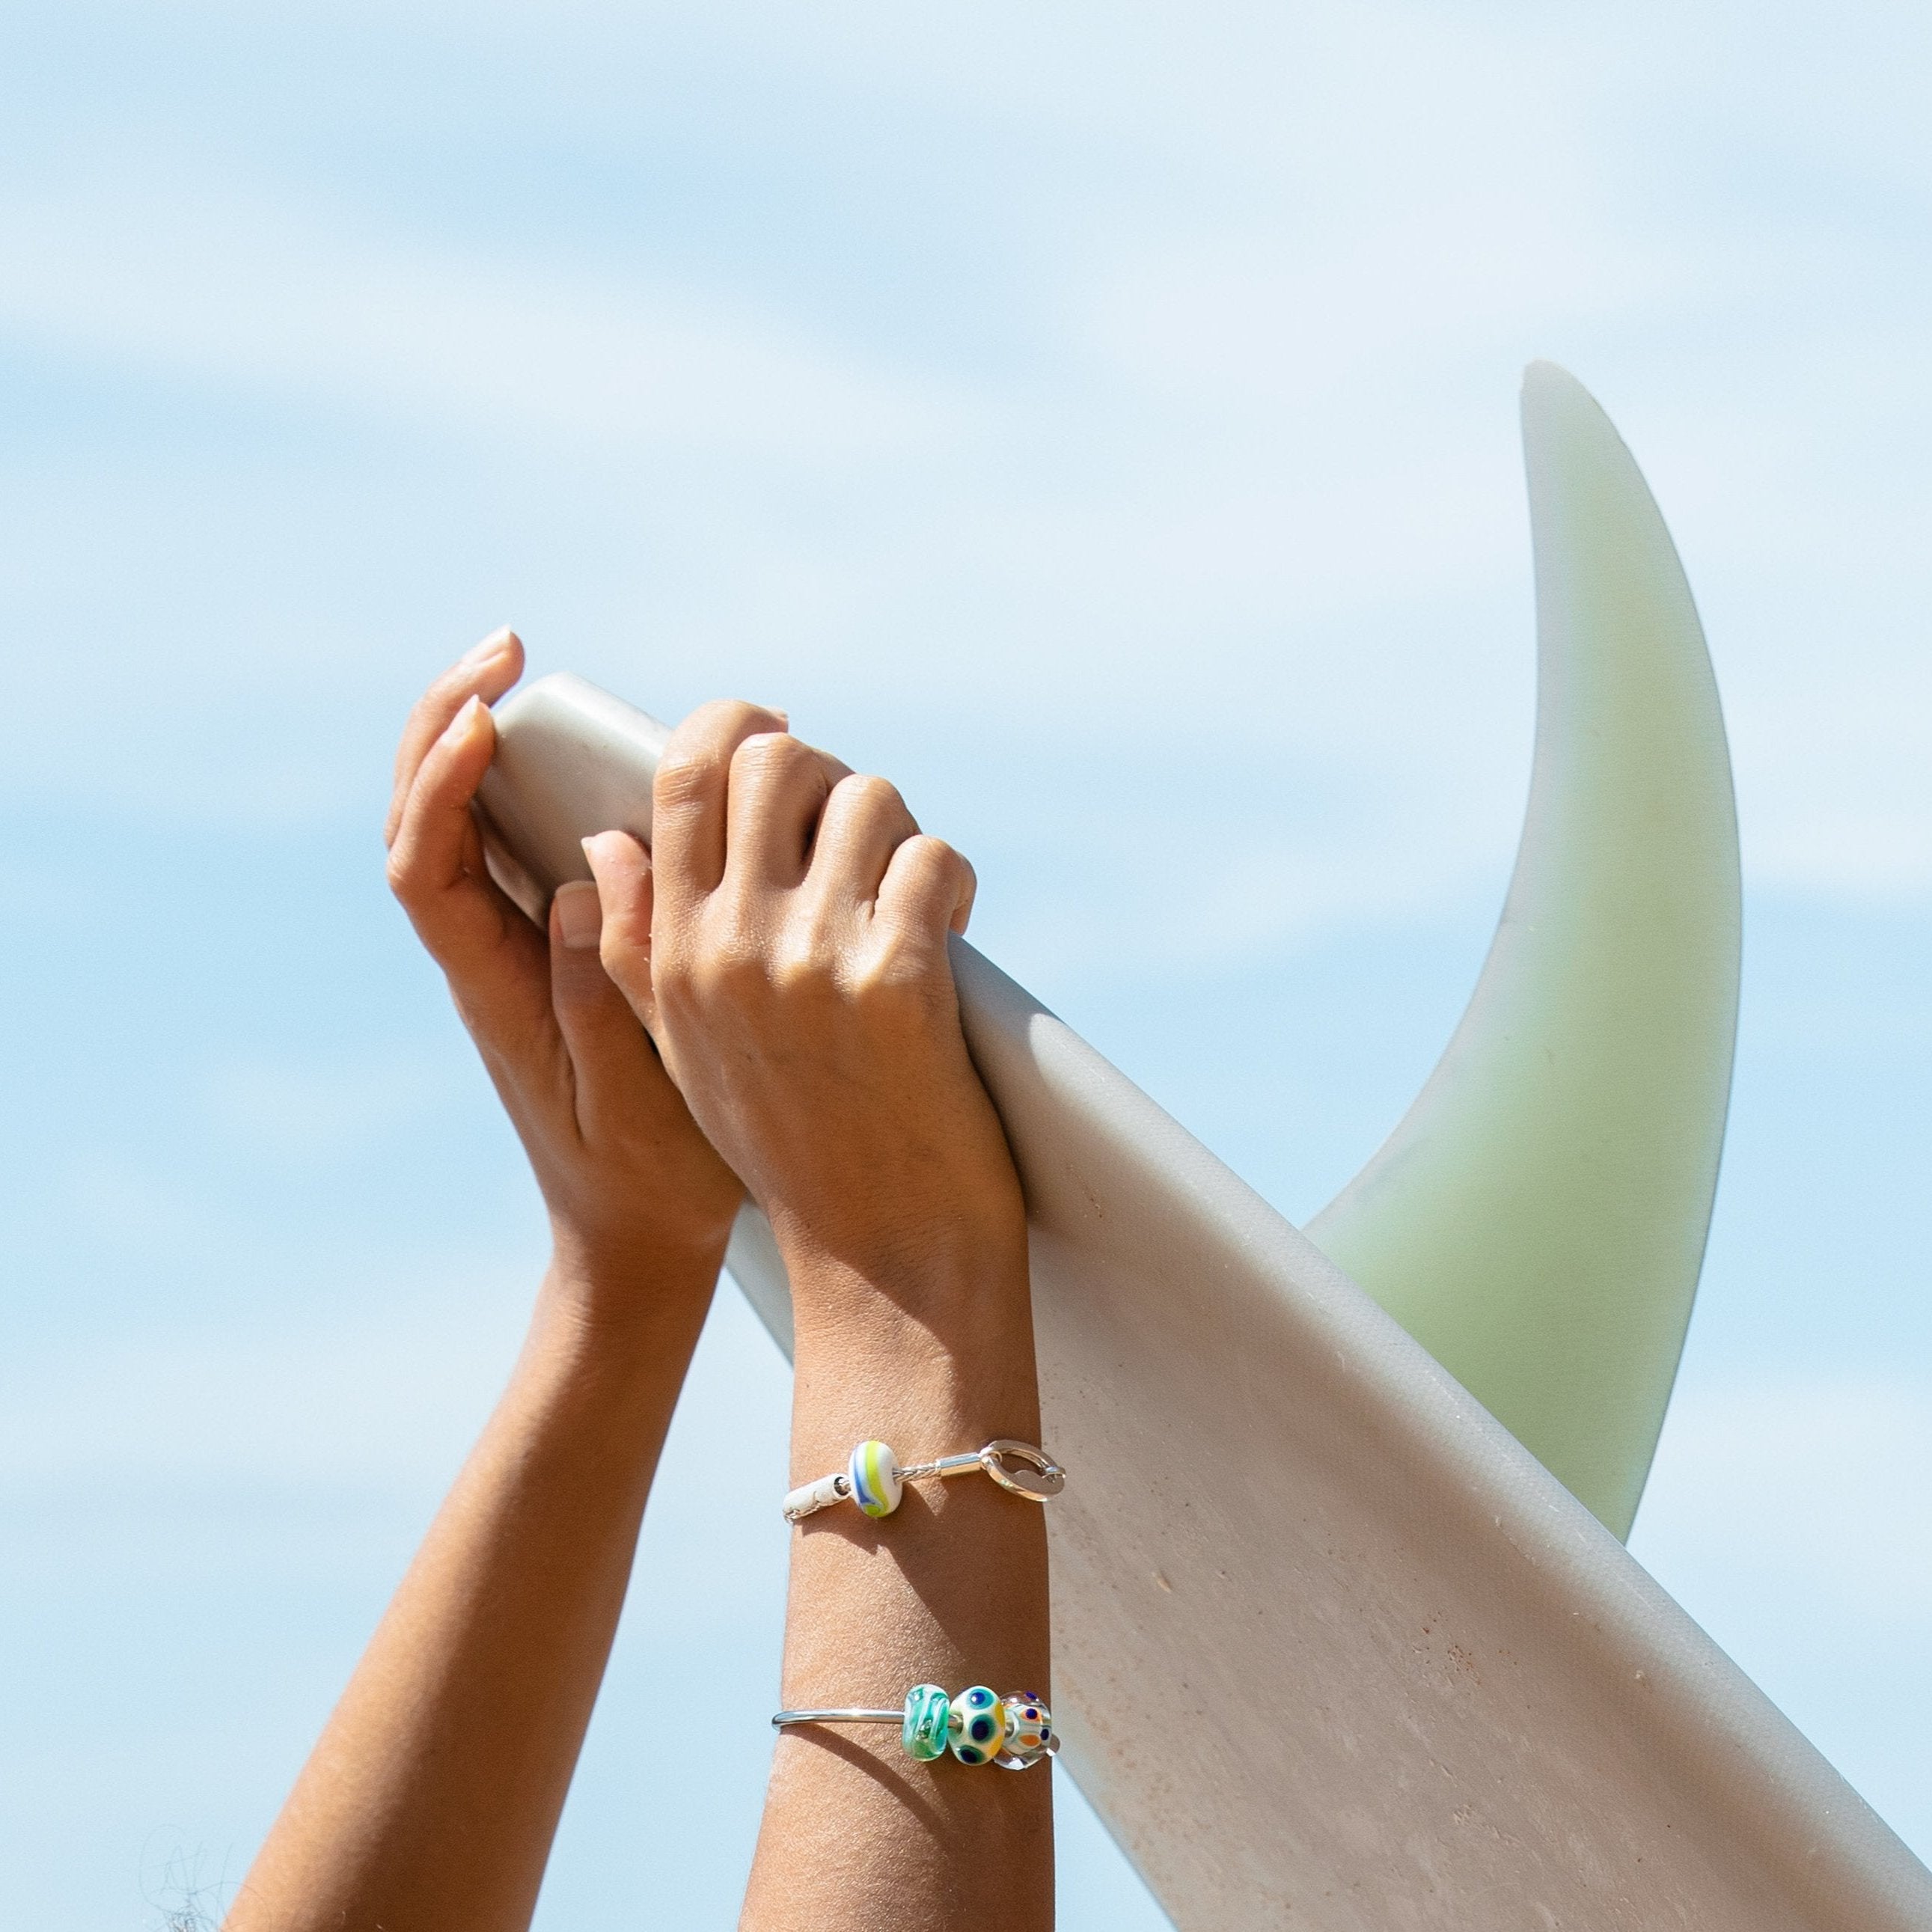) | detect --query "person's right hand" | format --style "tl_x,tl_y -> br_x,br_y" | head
385,635 -> 743,1318
582,702 -> 1027,1322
